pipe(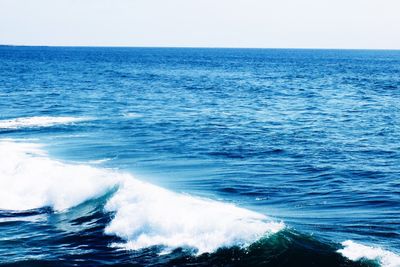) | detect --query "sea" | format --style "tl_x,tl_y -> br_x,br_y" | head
0,46 -> 399,267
